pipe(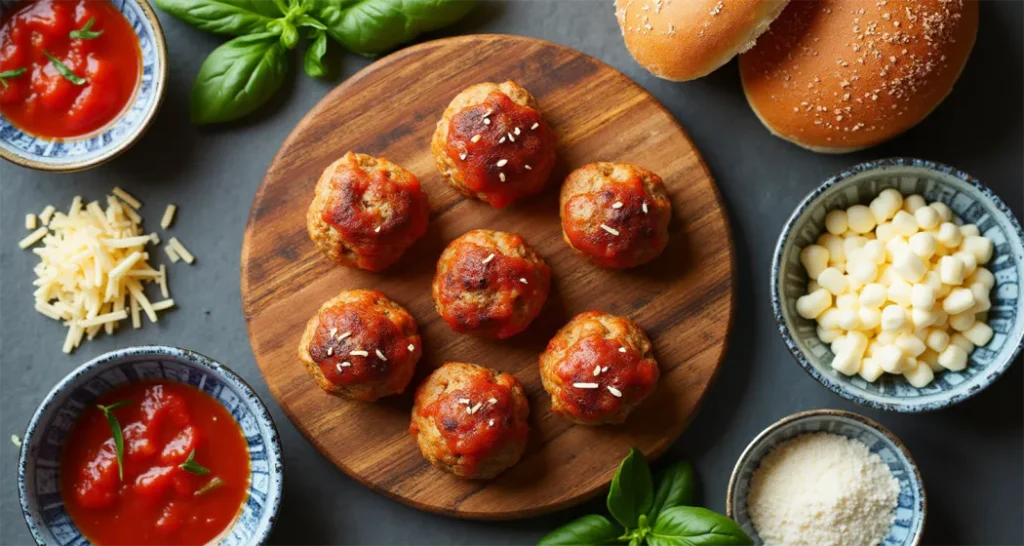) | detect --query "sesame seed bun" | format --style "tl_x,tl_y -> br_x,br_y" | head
616,0 -> 791,81
740,0 -> 978,153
